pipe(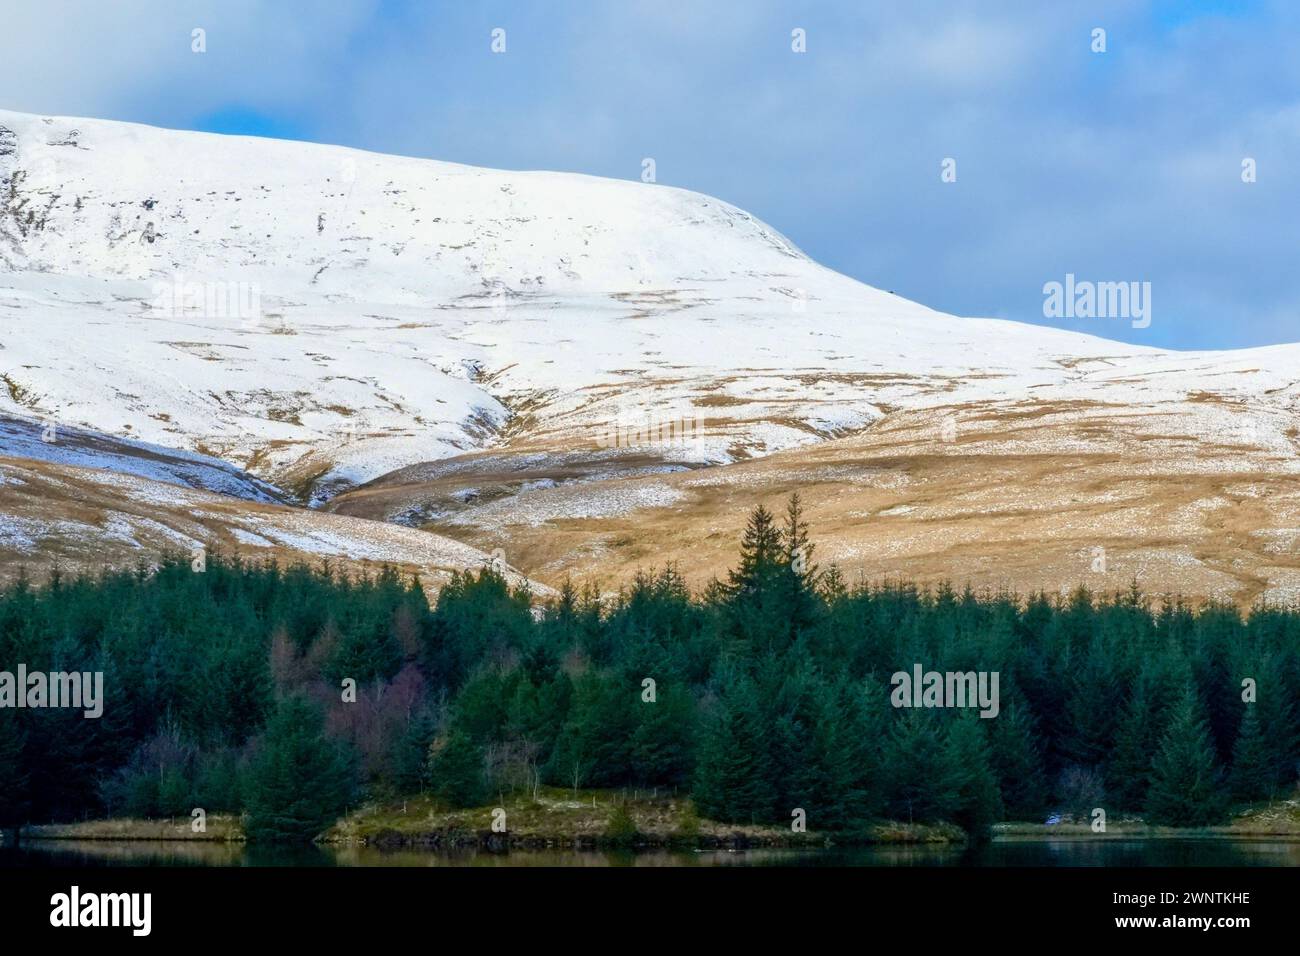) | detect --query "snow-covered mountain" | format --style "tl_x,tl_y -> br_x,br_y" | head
0,413 -> 285,502
7,108 -> 1297,499
0,448 -> 546,594
3,109 -> 1299,603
